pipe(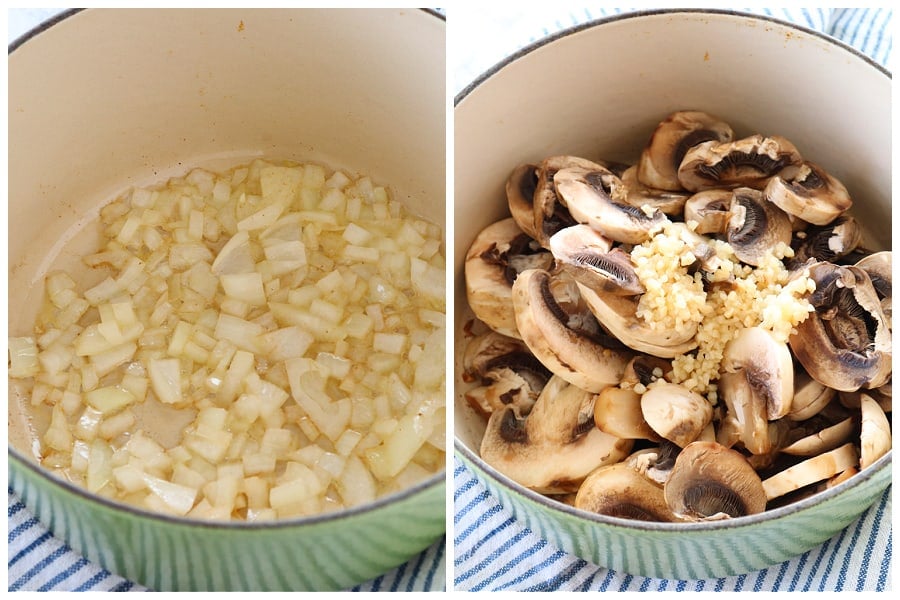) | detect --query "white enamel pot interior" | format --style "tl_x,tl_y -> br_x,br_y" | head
454,9 -> 891,580
9,8 -> 445,591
